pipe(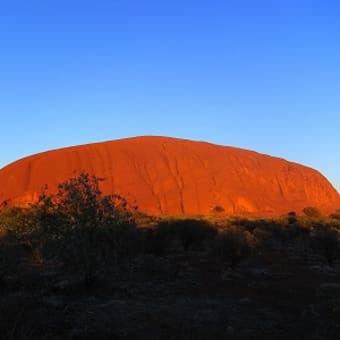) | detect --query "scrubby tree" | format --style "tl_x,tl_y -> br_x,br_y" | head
0,173 -> 137,287
38,173 -> 137,286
